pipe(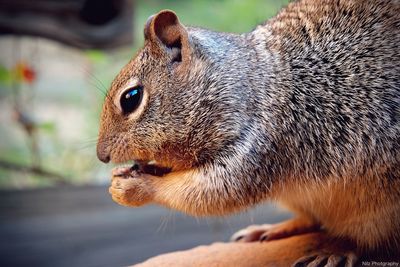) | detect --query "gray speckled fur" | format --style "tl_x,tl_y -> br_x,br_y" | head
99,0 -> 399,253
